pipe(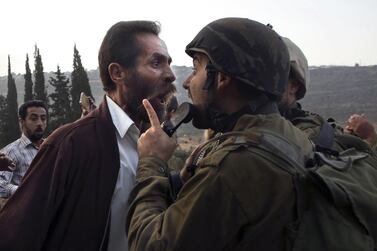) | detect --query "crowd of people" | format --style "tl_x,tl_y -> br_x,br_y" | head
0,17 -> 375,251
